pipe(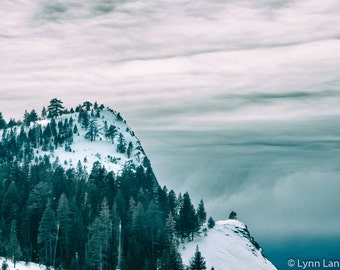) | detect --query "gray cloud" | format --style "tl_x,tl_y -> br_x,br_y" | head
138,117 -> 340,241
